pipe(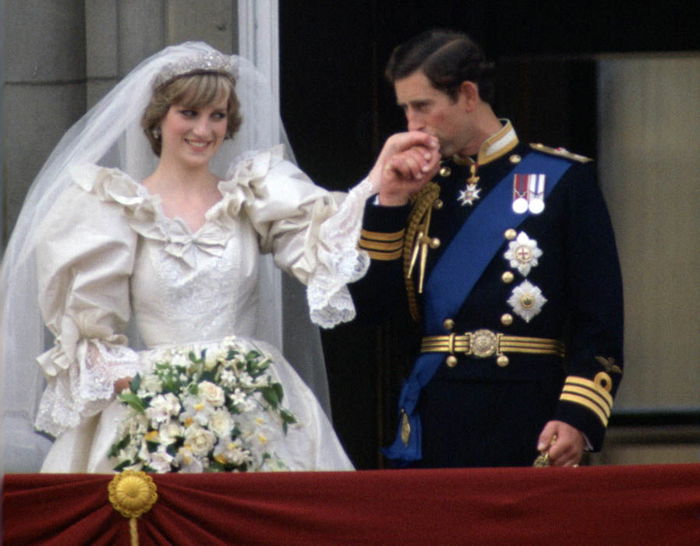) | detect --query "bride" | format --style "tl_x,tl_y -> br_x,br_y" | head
0,42 -> 439,473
